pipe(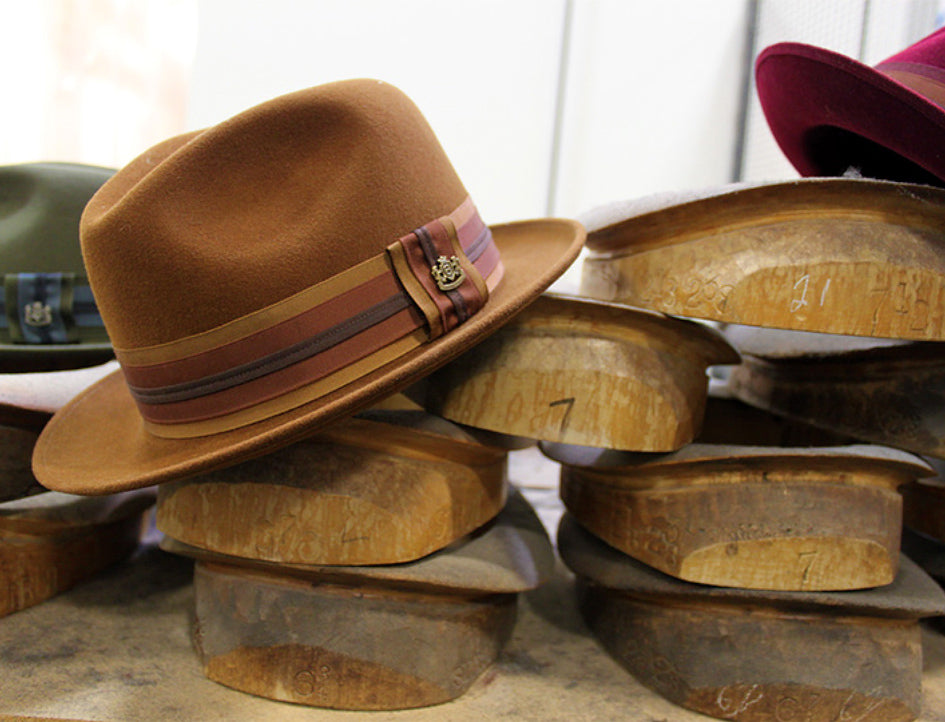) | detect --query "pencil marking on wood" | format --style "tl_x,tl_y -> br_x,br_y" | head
548,397 -> 576,434
790,275 -> 810,313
